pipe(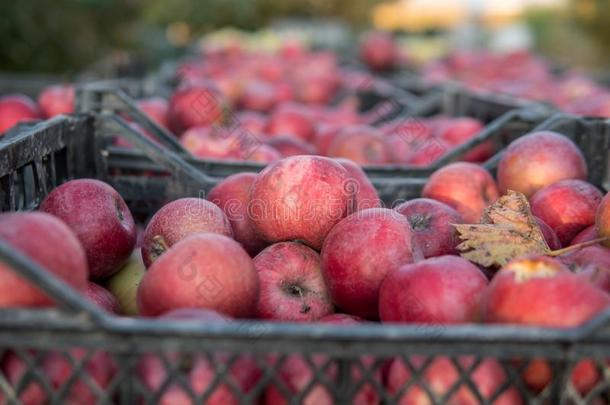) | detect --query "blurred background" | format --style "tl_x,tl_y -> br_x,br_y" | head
1,0 -> 609,75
